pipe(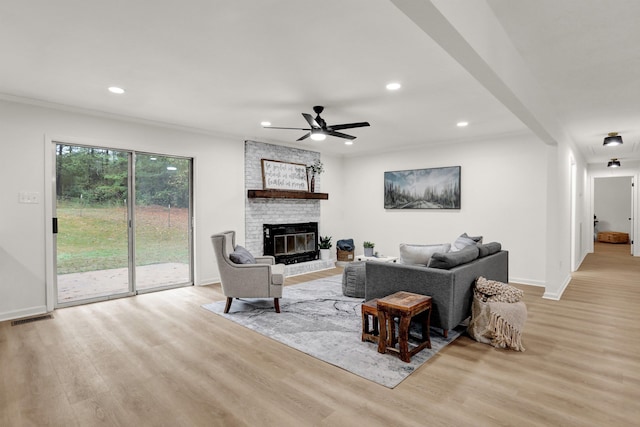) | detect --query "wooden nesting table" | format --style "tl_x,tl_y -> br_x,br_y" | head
376,291 -> 432,363
361,299 -> 380,343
